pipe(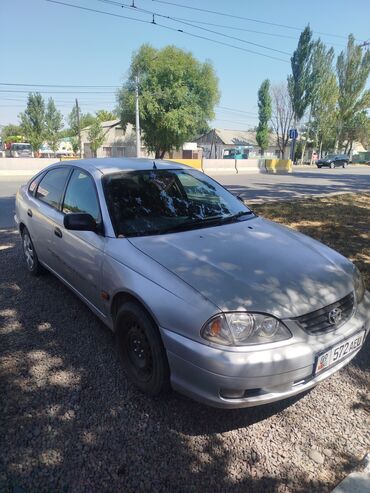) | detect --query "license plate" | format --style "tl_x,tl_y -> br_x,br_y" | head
315,331 -> 365,374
